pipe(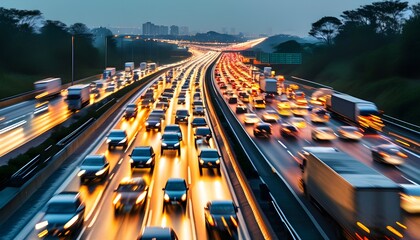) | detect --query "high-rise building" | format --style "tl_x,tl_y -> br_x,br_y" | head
142,22 -> 155,35
179,26 -> 189,35
159,25 -> 169,35
170,25 -> 179,36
